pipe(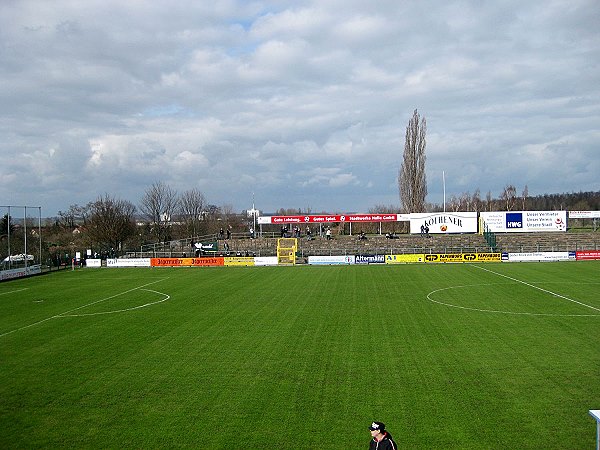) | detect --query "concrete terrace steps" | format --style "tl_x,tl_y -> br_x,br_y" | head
126,231 -> 599,258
